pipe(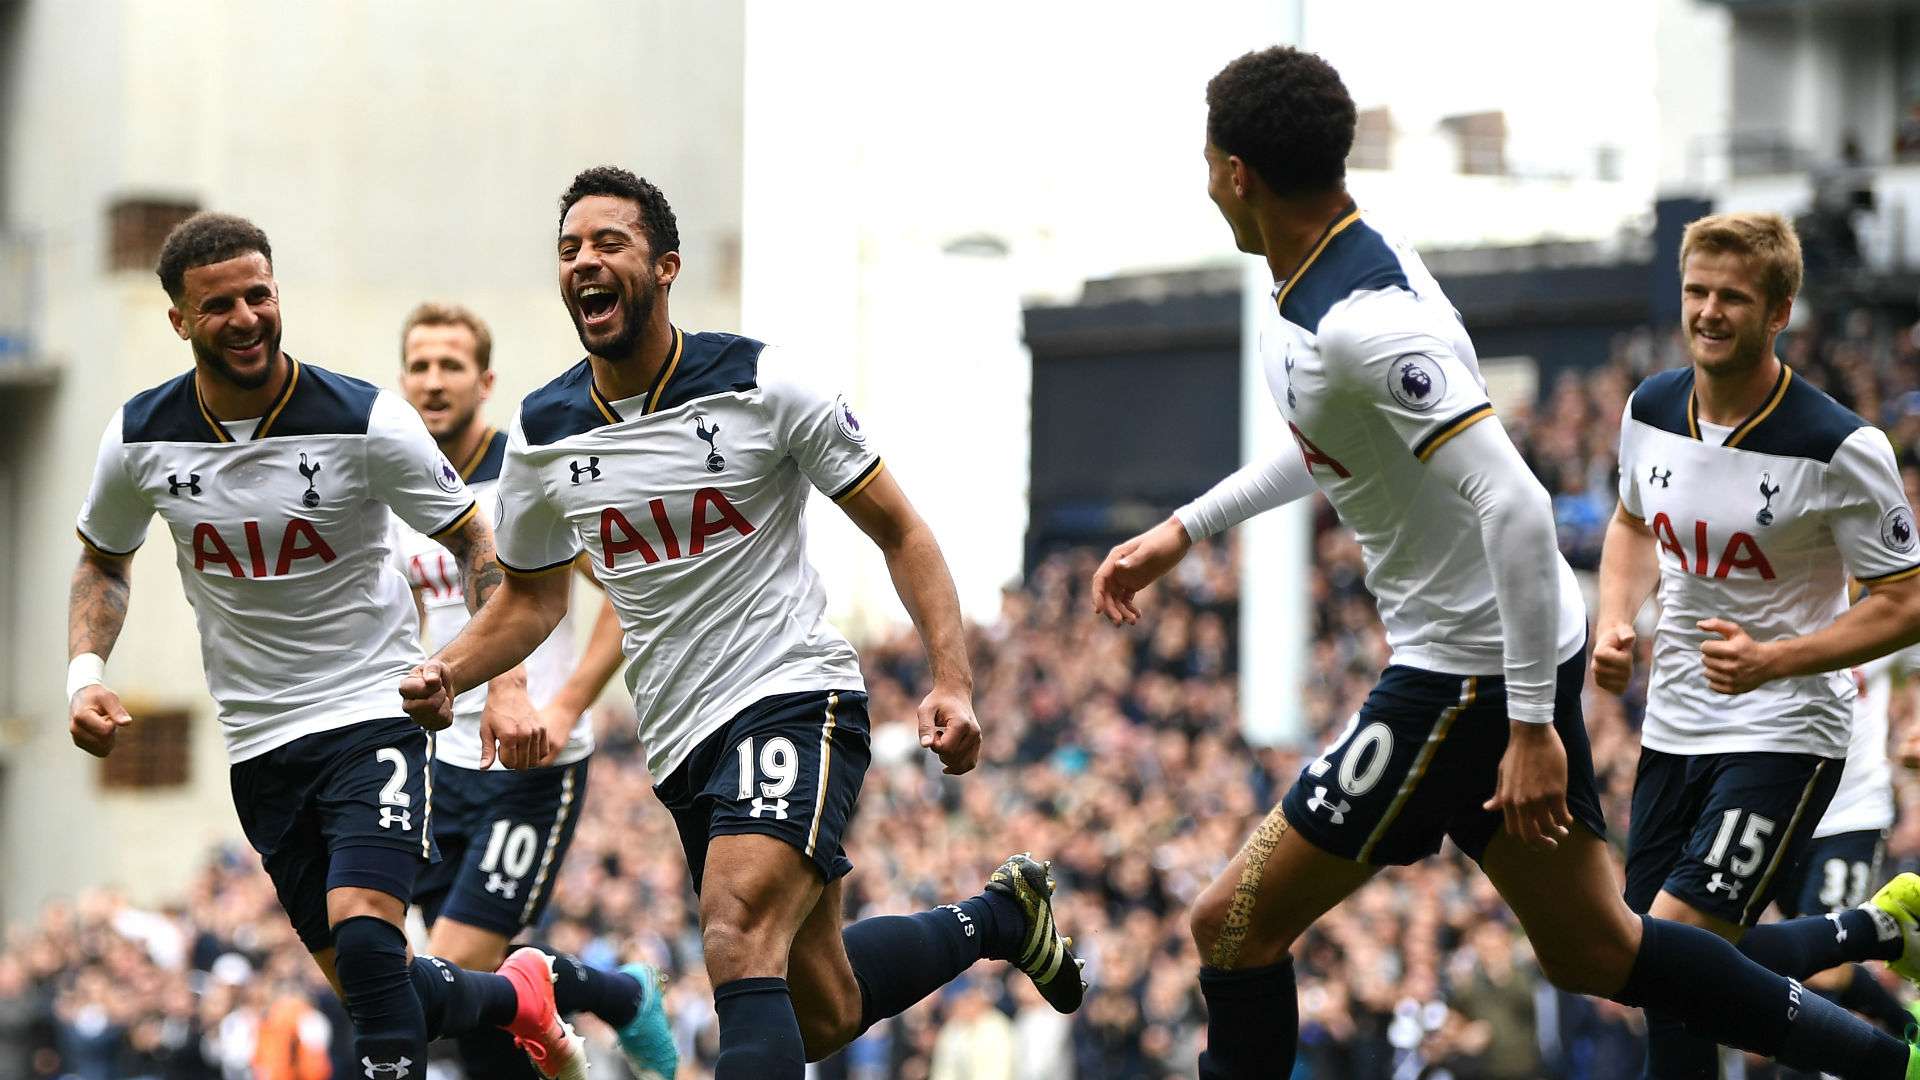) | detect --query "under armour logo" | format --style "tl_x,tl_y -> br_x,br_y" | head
378,807 -> 412,831
1705,872 -> 1744,899
484,872 -> 519,899
570,457 -> 601,484
1648,466 -> 1672,488
1305,786 -> 1351,825
168,473 -> 201,497
748,797 -> 790,820
362,1058 -> 412,1079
